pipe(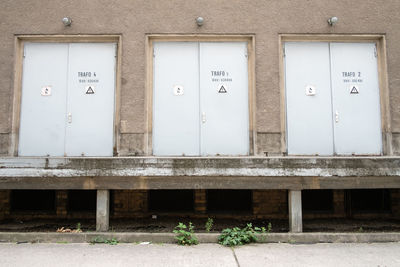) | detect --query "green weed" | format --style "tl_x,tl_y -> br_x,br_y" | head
218,223 -> 267,247
205,217 -> 214,232
173,222 -> 198,246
